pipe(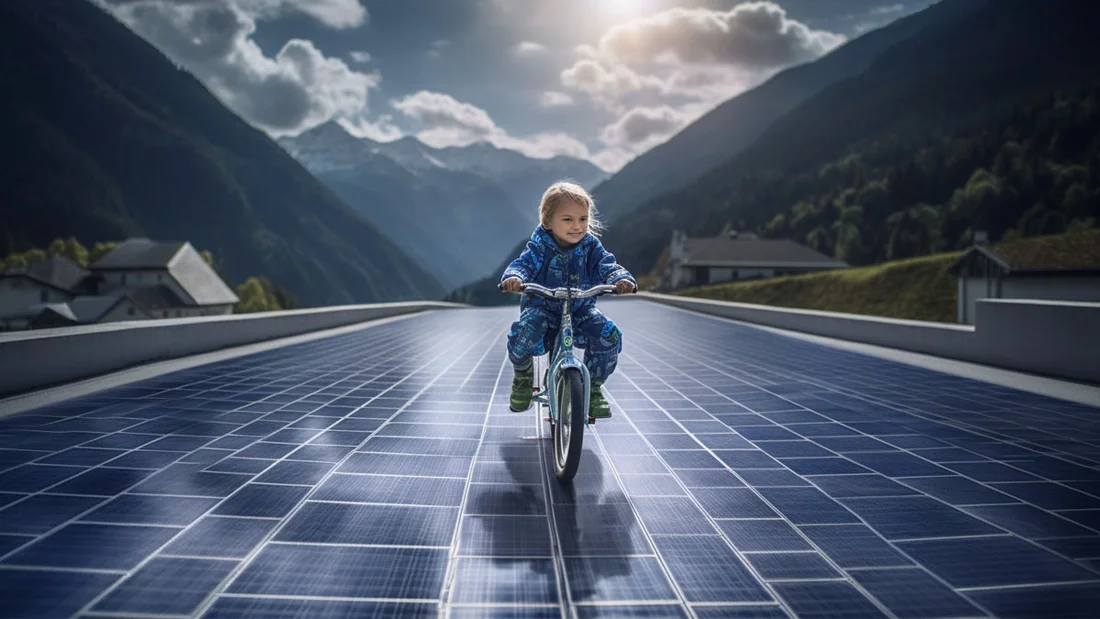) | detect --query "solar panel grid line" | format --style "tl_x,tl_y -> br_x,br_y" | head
633,365 -> 1042,606
614,353 -> 978,618
626,309 -> 1100,612
436,350 -> 525,610
564,429 -> 697,617
753,350 -> 1095,465
515,369 -> 616,619
0,563 -> 124,575
81,612 -> 193,619
706,368 -> 1100,550
78,323 -> 487,618
598,386 -> 848,619
266,540 -> 453,550
635,326 -> 1100,522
